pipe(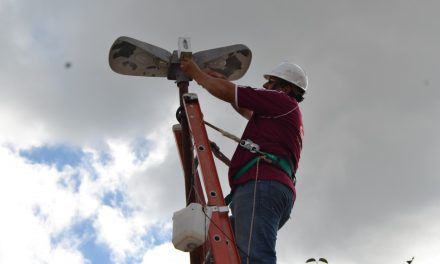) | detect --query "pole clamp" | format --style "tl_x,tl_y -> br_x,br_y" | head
205,205 -> 229,214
